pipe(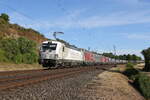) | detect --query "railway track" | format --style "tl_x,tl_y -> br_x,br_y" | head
0,66 -> 110,91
